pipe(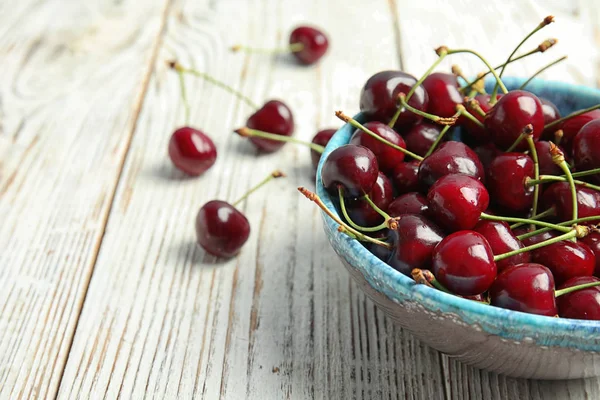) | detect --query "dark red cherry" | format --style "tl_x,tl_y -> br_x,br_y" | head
487,152 -> 534,213
460,94 -> 500,144
581,232 -> 600,277
557,276 -> 600,320
345,172 -> 393,227
518,229 -> 558,248
540,98 -> 561,125
531,240 -> 595,285
321,144 -> 379,198
432,230 -> 496,296
545,109 -> 600,152
387,192 -> 429,217
289,26 -> 329,65
540,182 -> 600,223
472,142 -> 501,172
349,122 -> 406,173
474,220 -> 530,272
418,141 -> 485,190
573,119 -> 600,184
388,214 -> 445,275
535,141 -> 563,176
168,127 -> 217,176
421,72 -> 463,118
484,90 -> 544,151
402,122 -> 442,157
390,161 -> 420,195
311,128 -> 336,170
489,263 -> 557,316
427,174 -> 489,232
364,232 -> 393,263
359,70 -> 429,128
195,200 -> 250,258
246,100 -> 294,152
